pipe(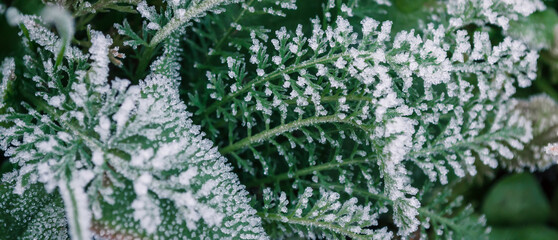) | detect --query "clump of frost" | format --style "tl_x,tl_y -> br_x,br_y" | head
0,57 -> 14,109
